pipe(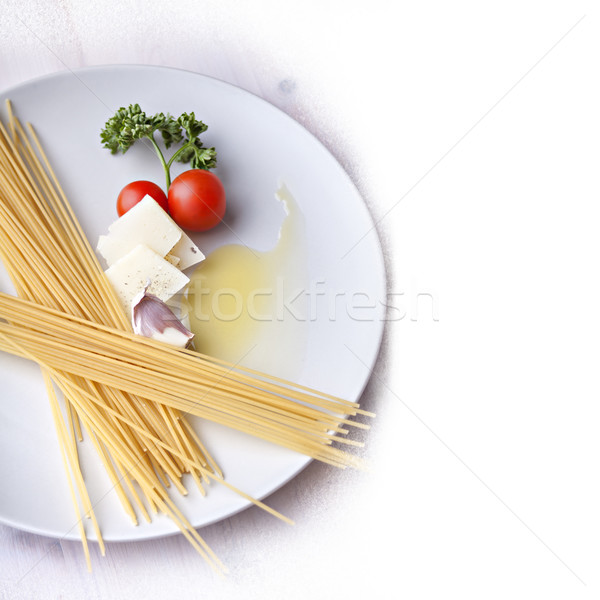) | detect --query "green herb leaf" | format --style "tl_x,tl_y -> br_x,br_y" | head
100,104 -> 217,188
175,140 -> 217,170
160,117 -> 184,149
